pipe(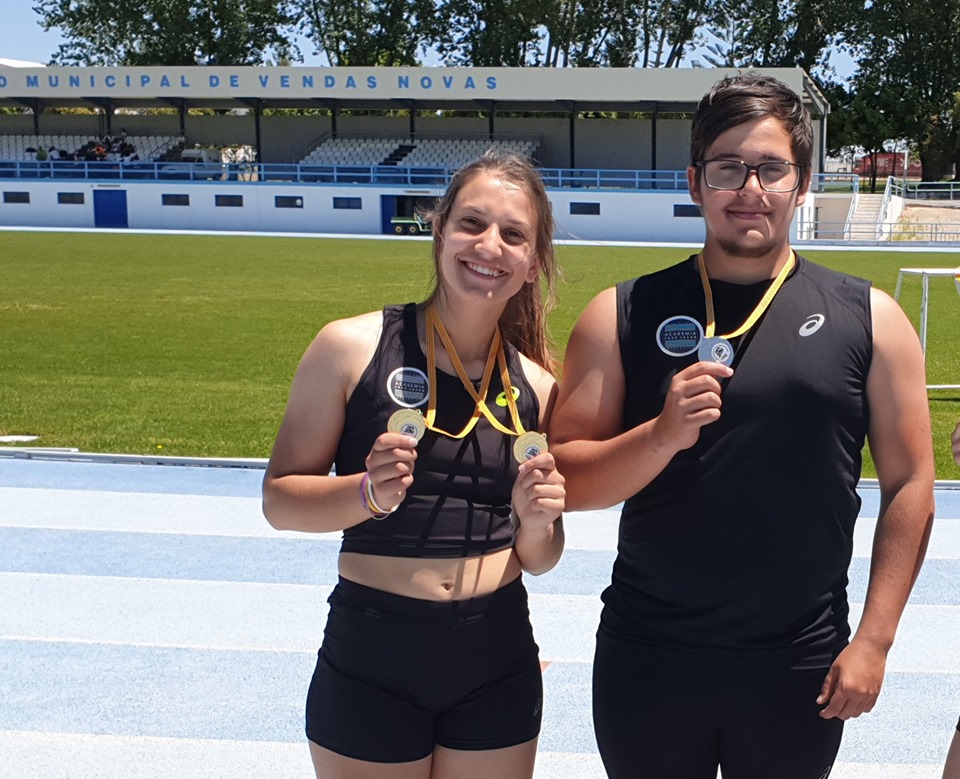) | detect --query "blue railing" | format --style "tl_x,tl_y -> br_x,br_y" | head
807,173 -> 859,194
0,159 -> 855,193
901,180 -> 960,201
